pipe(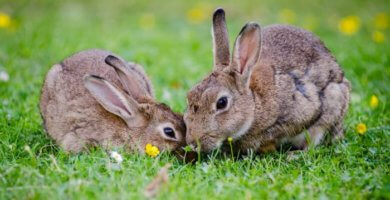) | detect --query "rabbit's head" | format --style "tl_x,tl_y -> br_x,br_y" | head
84,55 -> 186,153
184,8 -> 262,152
